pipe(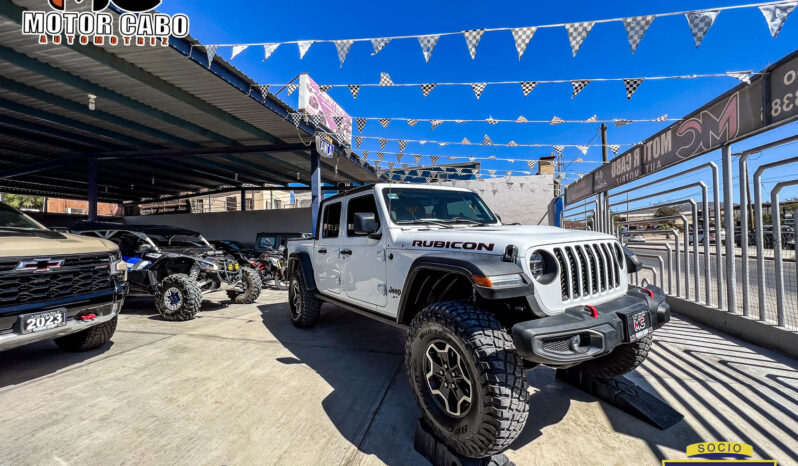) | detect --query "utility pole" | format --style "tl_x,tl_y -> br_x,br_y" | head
600,123 -> 609,233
